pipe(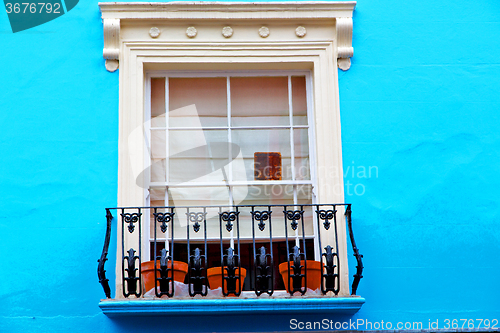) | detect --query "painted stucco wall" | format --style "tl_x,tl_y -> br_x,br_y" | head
1,0 -> 499,332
